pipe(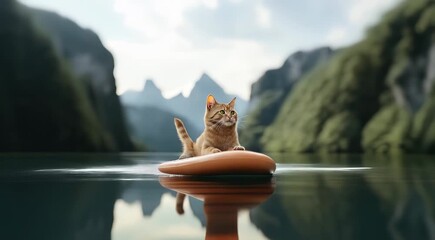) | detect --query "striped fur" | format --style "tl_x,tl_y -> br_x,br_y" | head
176,193 -> 186,215
174,118 -> 195,158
